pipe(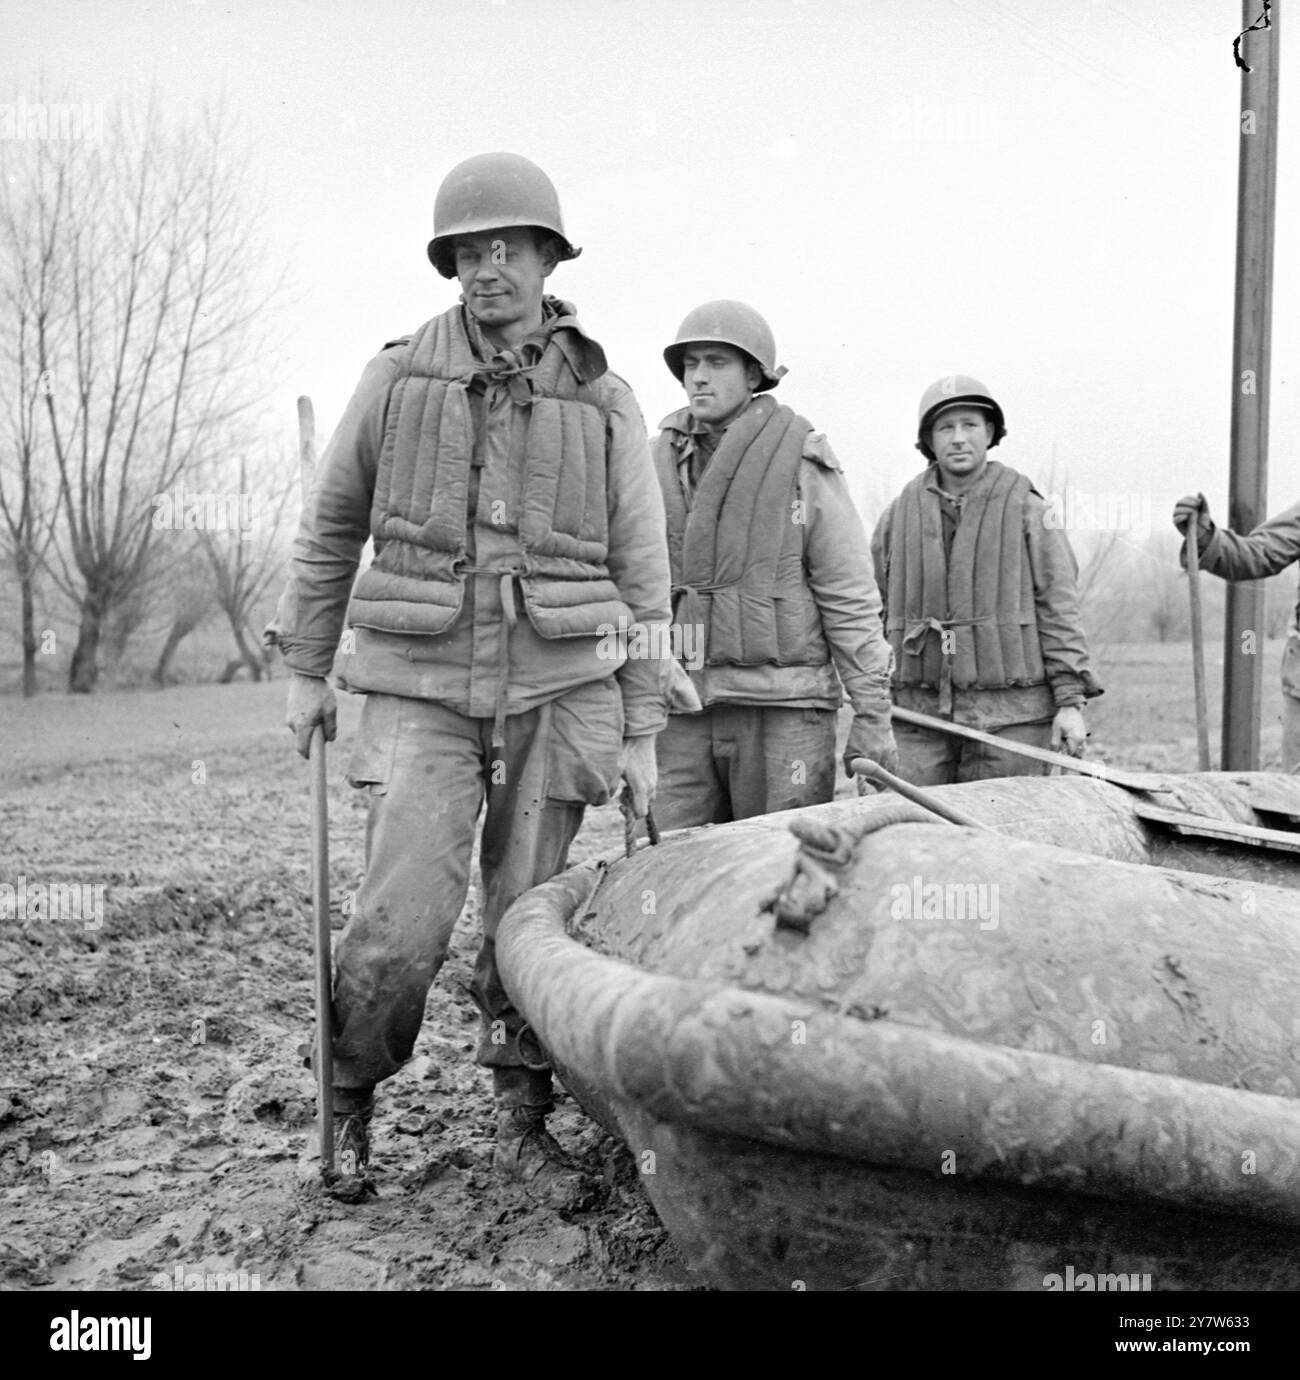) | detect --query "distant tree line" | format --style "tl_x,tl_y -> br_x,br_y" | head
0,95 -> 295,695
1067,529 -> 1295,652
